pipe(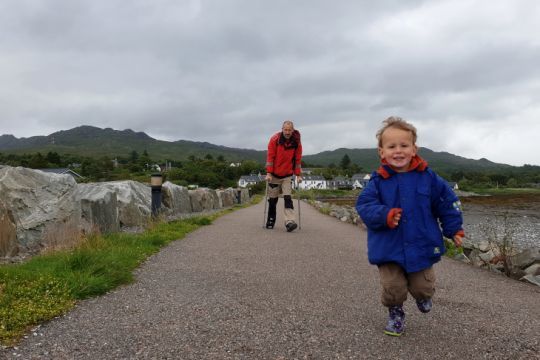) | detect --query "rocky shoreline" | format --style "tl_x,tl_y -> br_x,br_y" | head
308,199 -> 540,287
